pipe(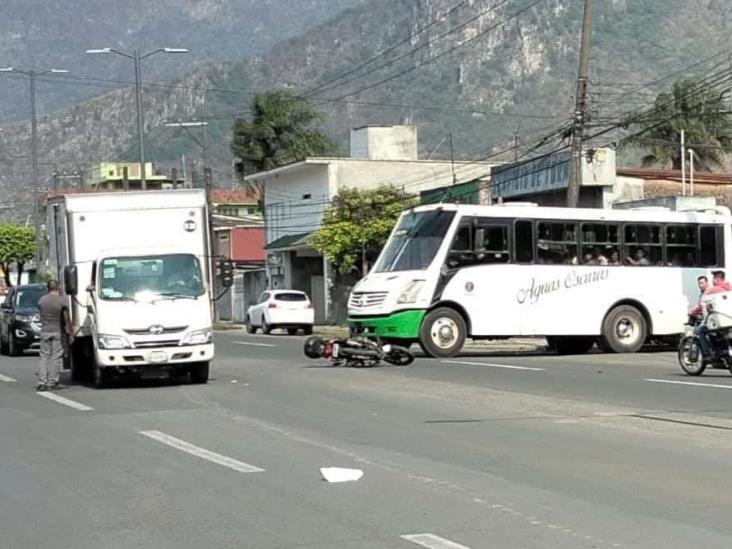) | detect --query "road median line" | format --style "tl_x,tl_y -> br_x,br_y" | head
646,378 -> 732,390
